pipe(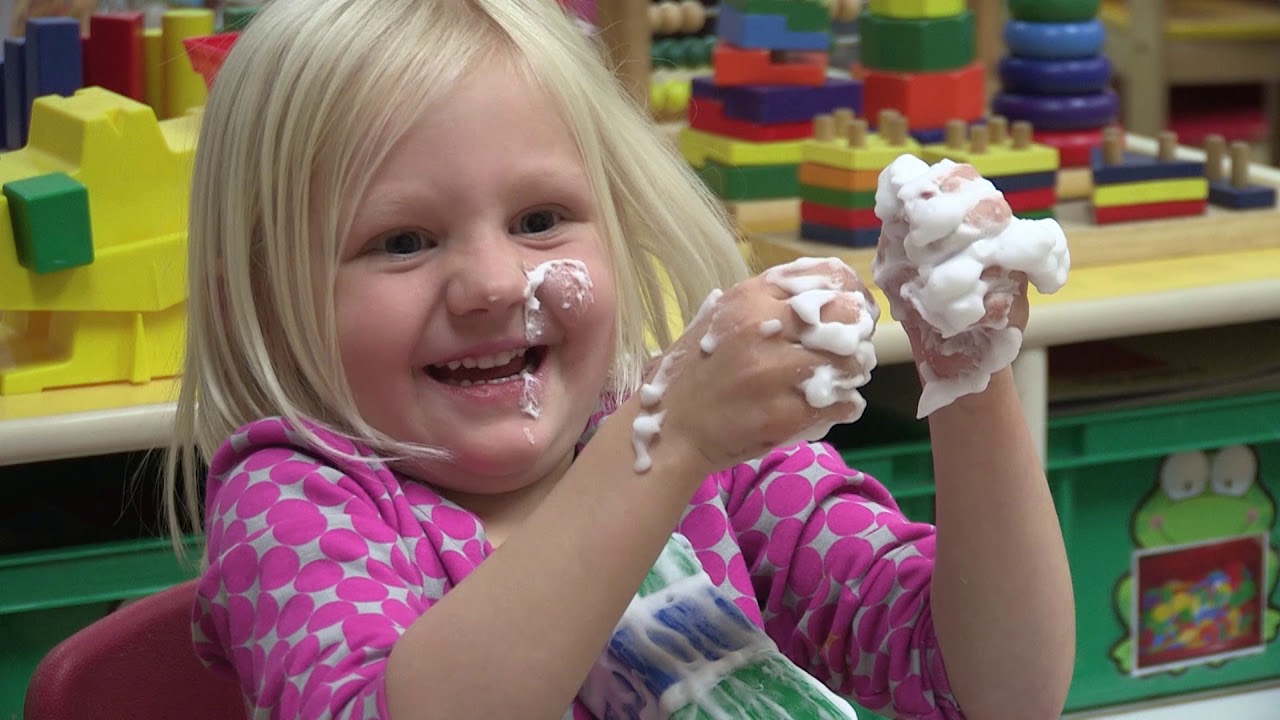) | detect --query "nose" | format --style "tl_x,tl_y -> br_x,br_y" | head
443,231 -> 527,316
